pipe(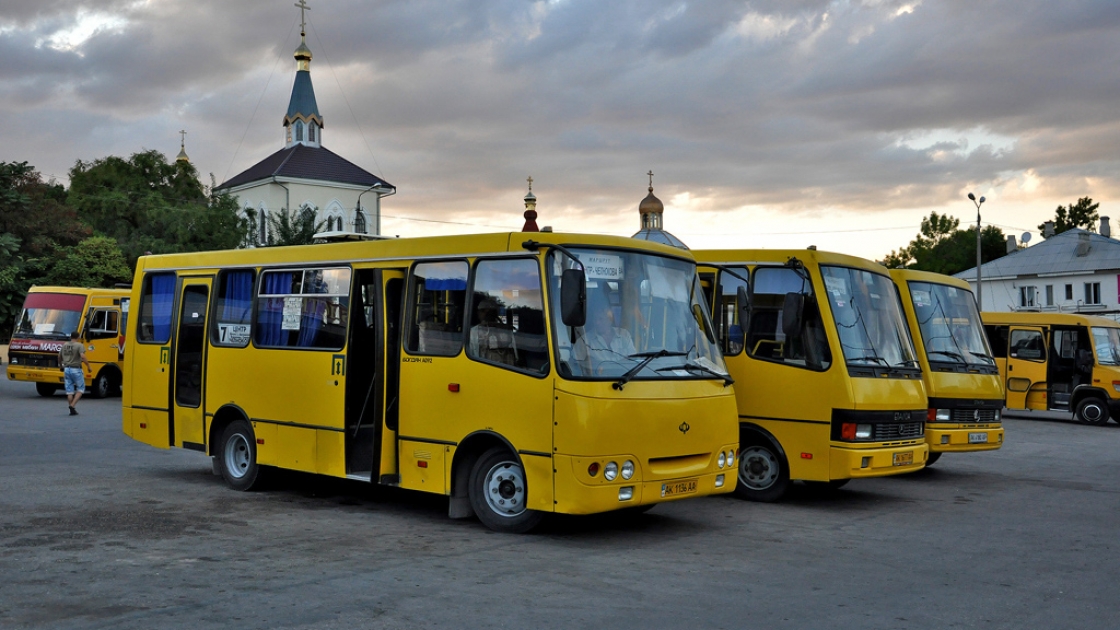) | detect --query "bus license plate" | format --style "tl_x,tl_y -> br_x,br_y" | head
661,479 -> 698,497
968,432 -> 988,444
892,451 -> 913,466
